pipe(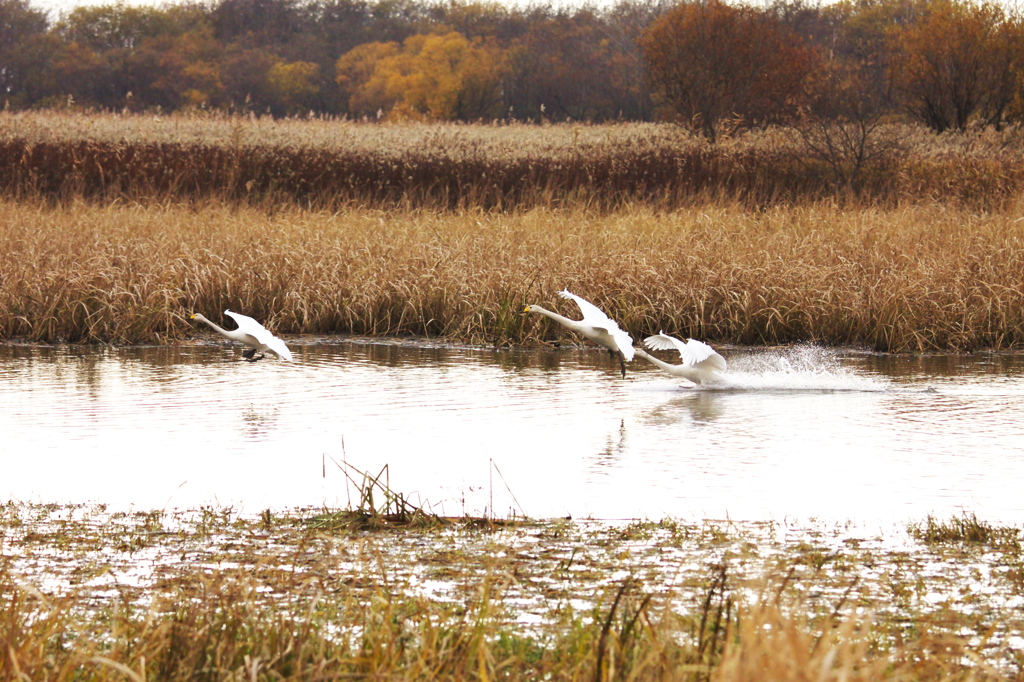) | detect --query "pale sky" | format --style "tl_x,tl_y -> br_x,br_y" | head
32,0 -> 595,20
